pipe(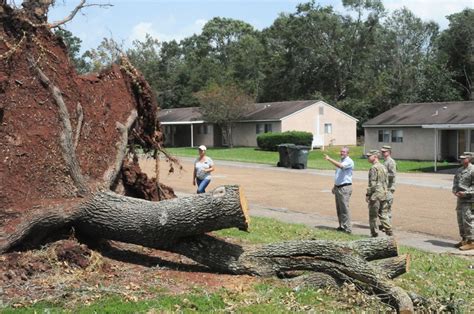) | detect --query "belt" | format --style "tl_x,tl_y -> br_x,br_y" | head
335,183 -> 352,188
